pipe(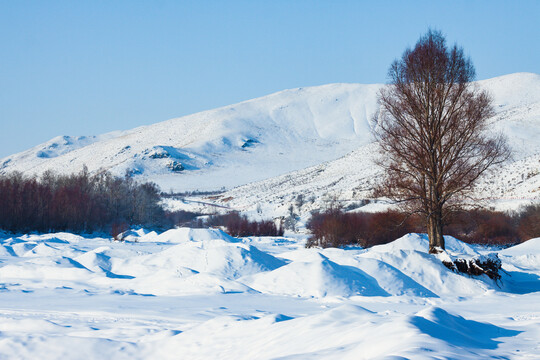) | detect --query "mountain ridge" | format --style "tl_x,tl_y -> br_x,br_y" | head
2,73 -> 539,198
